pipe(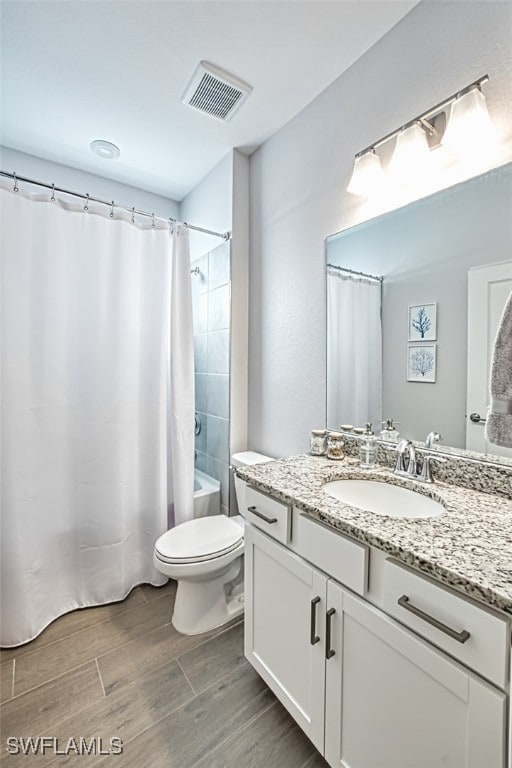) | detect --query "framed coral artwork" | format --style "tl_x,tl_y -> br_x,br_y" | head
408,303 -> 437,341
407,344 -> 437,383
